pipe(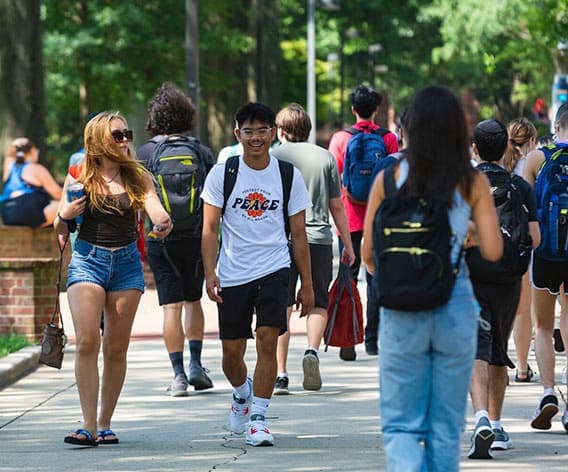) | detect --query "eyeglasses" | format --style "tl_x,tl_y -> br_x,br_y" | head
111,129 -> 133,143
239,127 -> 272,139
